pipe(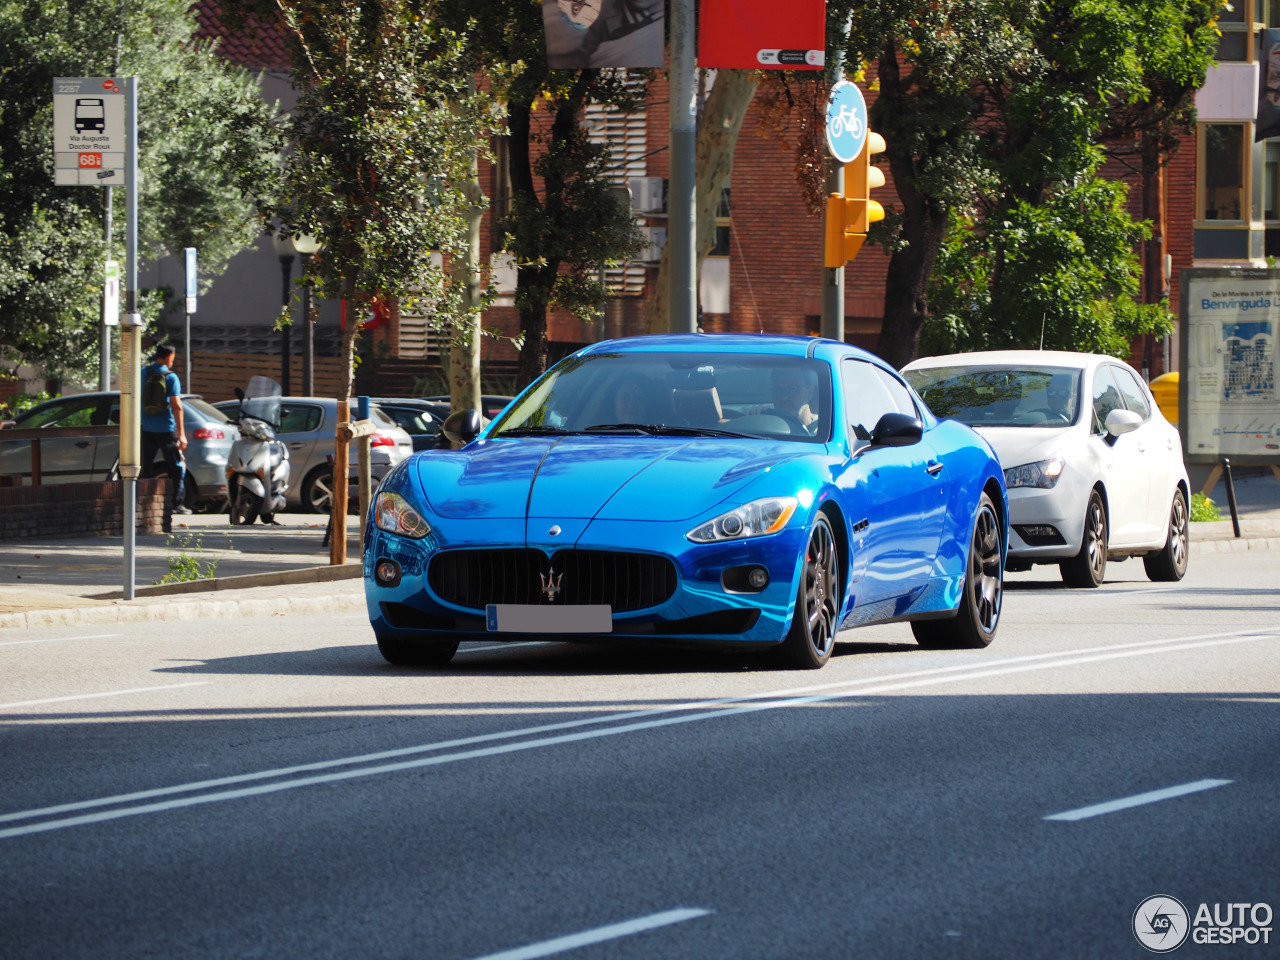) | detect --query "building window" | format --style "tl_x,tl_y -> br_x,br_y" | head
709,187 -> 732,256
1203,124 -> 1247,221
